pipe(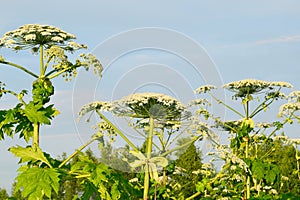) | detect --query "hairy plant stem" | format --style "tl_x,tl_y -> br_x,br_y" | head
39,45 -> 45,77
32,123 -> 40,149
144,117 -> 154,200
58,136 -> 97,168
96,110 -> 139,152
209,92 -> 244,118
0,60 -> 38,78
245,98 -> 250,199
